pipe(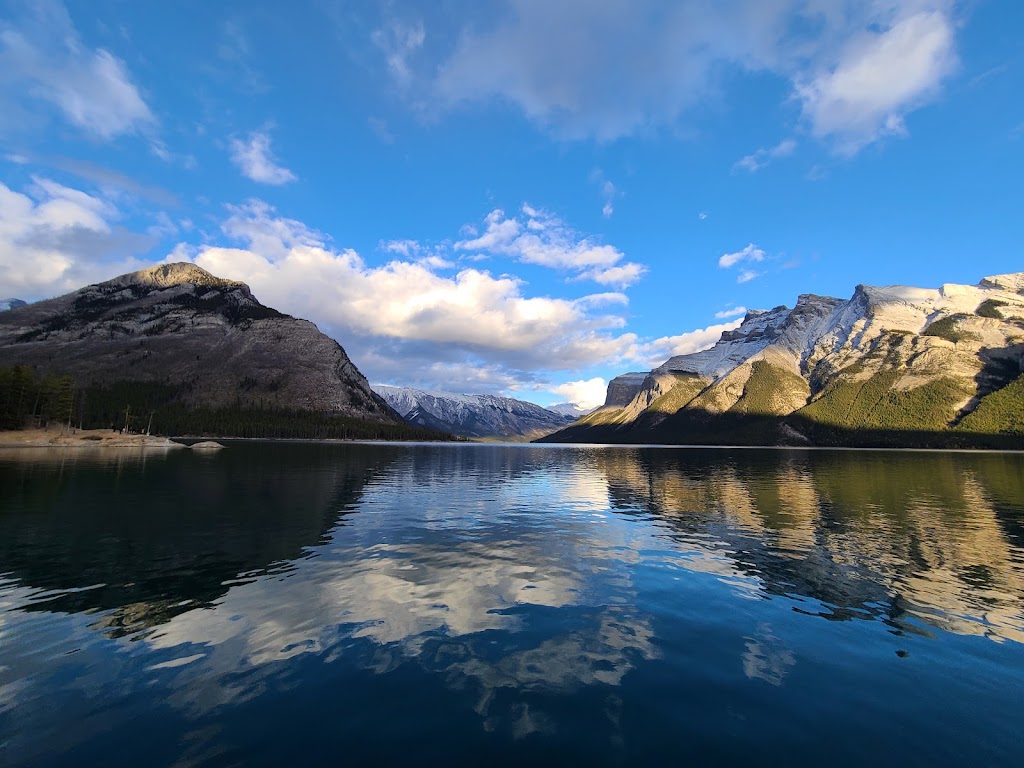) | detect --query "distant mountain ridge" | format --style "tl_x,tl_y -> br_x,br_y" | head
0,263 -> 435,439
373,385 -> 575,438
0,299 -> 26,312
541,273 -> 1024,448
